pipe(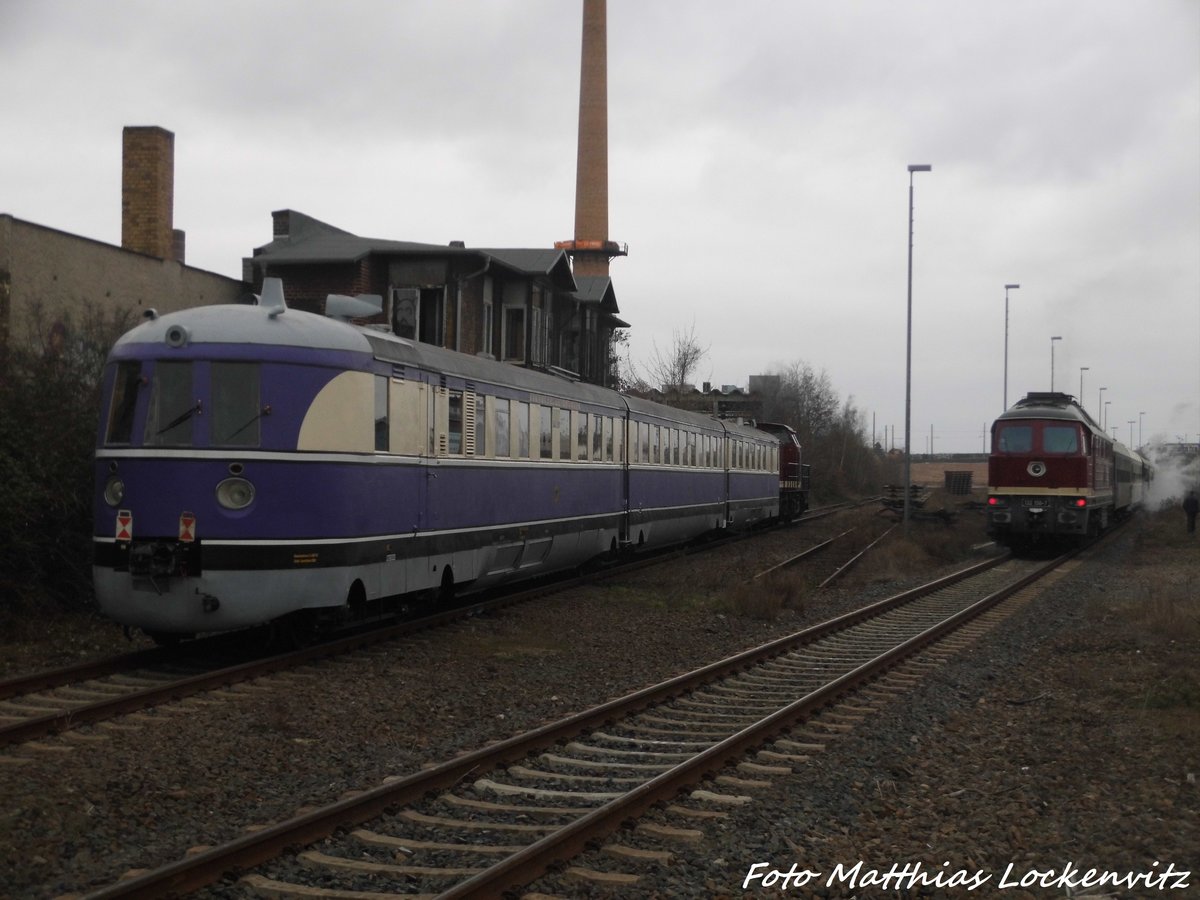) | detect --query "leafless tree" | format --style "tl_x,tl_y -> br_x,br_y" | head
636,322 -> 710,399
